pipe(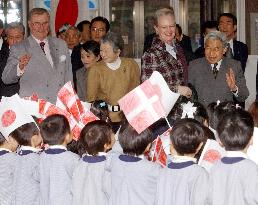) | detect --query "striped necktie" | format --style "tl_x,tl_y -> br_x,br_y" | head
212,63 -> 218,79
